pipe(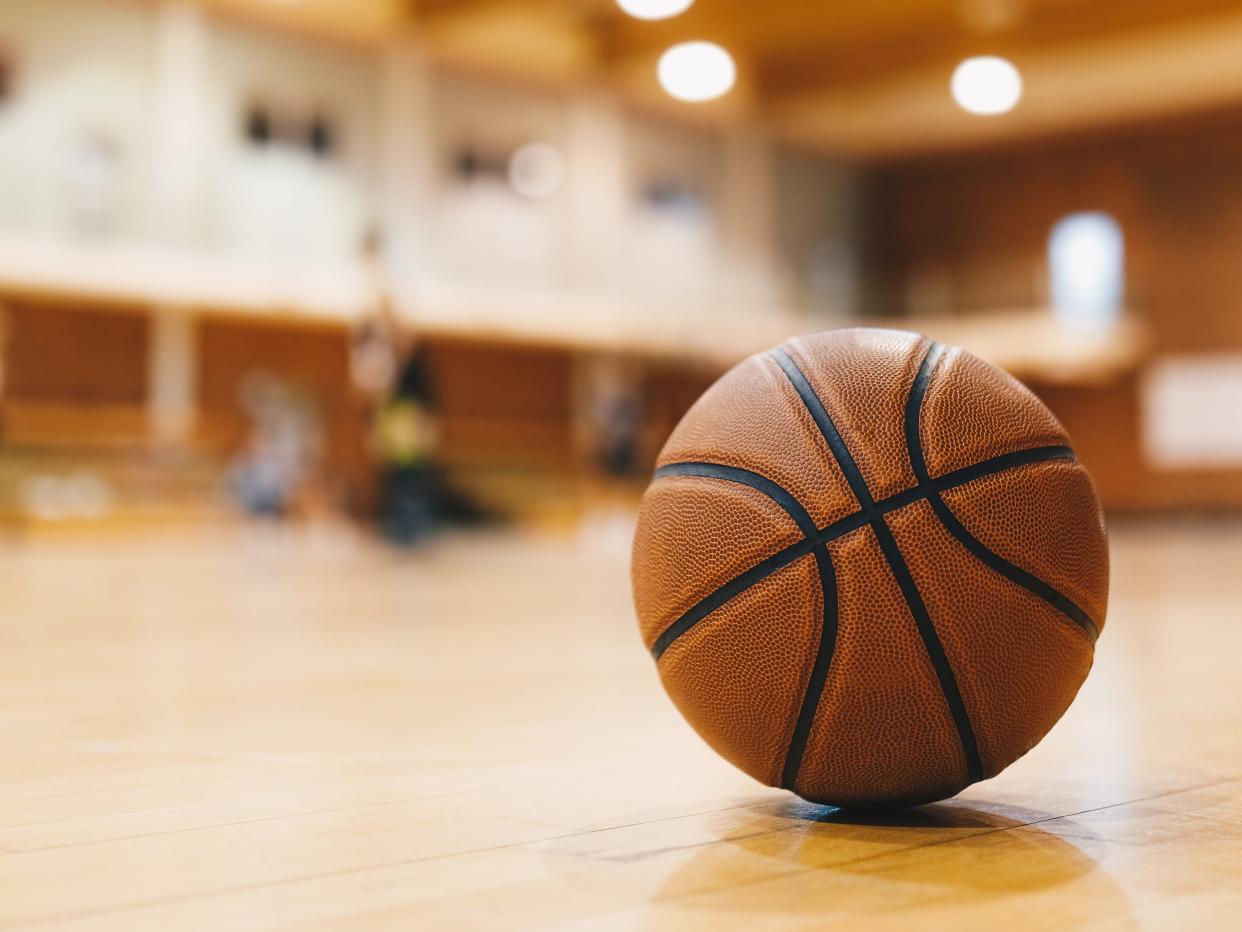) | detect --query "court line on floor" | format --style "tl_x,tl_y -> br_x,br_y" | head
7,778 -> 1234,928
0,796 -> 778,928
0,756 -> 752,850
